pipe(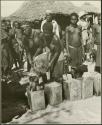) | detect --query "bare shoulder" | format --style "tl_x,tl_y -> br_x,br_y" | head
65,26 -> 70,32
